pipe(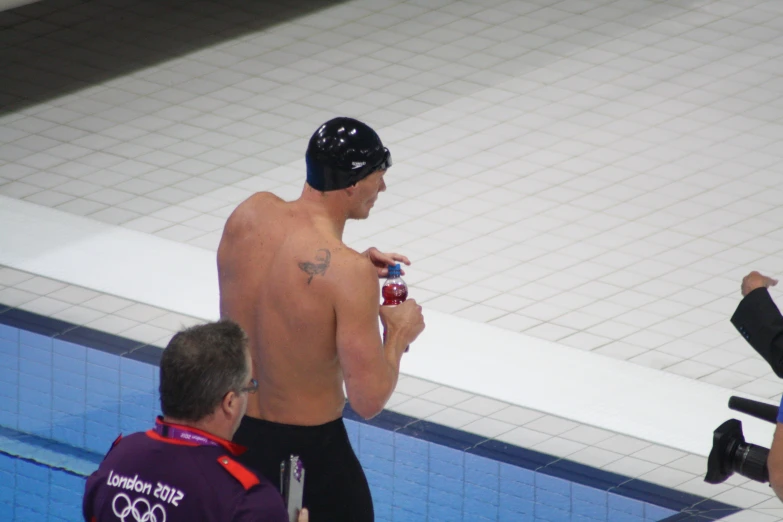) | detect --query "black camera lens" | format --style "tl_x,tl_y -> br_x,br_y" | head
705,419 -> 769,484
